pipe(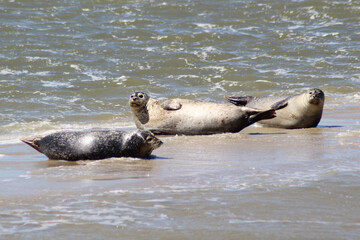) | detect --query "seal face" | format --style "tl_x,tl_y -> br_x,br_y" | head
129,92 -> 278,135
21,130 -> 163,161
225,88 -> 325,129
130,92 -> 150,109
